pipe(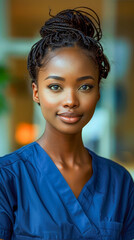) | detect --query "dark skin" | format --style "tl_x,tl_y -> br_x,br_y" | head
32,46 -> 100,199
37,128 -> 93,199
